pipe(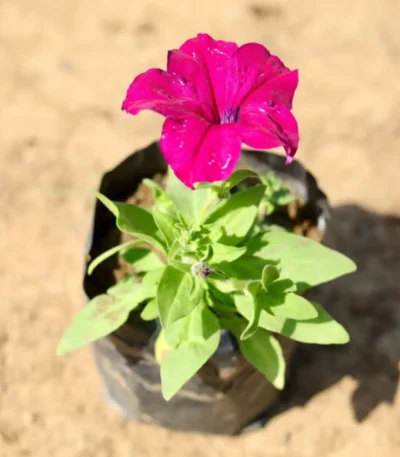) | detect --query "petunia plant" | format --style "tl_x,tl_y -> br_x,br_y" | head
57,34 -> 356,401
